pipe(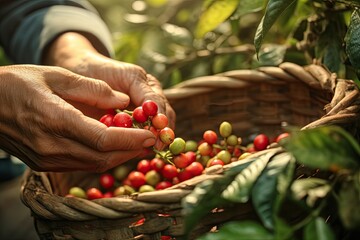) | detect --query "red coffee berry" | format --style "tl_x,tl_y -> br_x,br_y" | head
178,169 -> 193,182
113,112 -> 133,128
208,158 -> 225,167
155,180 -> 173,190
103,191 -> 114,198
142,100 -> 158,117
99,173 -> 115,189
161,164 -> 178,180
137,159 -> 151,174
151,113 -> 168,130
133,106 -> 148,123
128,171 -> 146,188
253,133 -> 270,151
203,130 -> 218,145
184,151 -> 197,164
173,153 -> 192,169
150,158 -> 166,172
275,132 -> 290,143
144,125 -> 159,137
185,162 -> 204,177
198,142 -> 213,156
99,114 -> 114,127
86,187 -> 103,200
161,236 -> 172,240
159,127 -> 175,145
